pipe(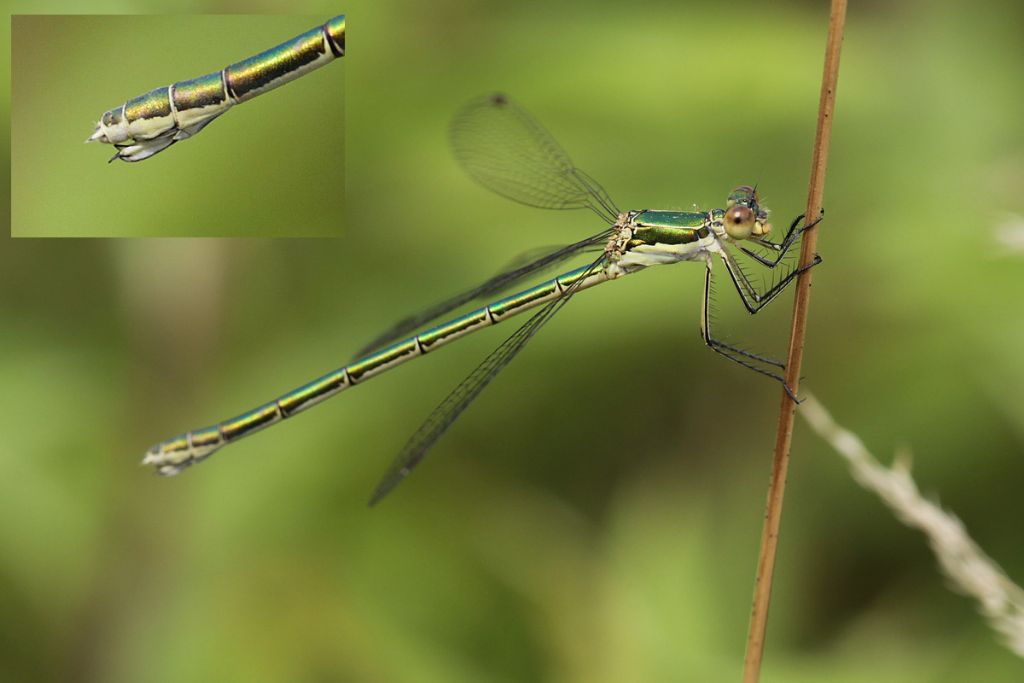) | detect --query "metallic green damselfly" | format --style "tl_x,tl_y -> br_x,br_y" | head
88,15 -> 345,162
143,94 -> 820,502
